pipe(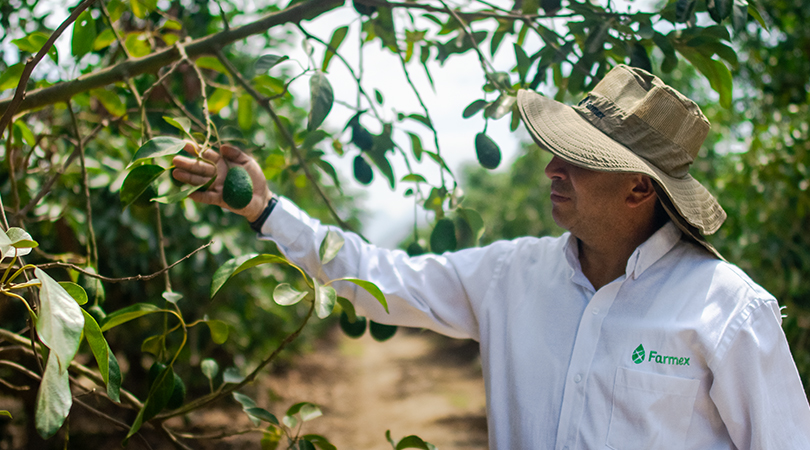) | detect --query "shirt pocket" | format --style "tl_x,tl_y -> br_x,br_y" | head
606,366 -> 700,450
